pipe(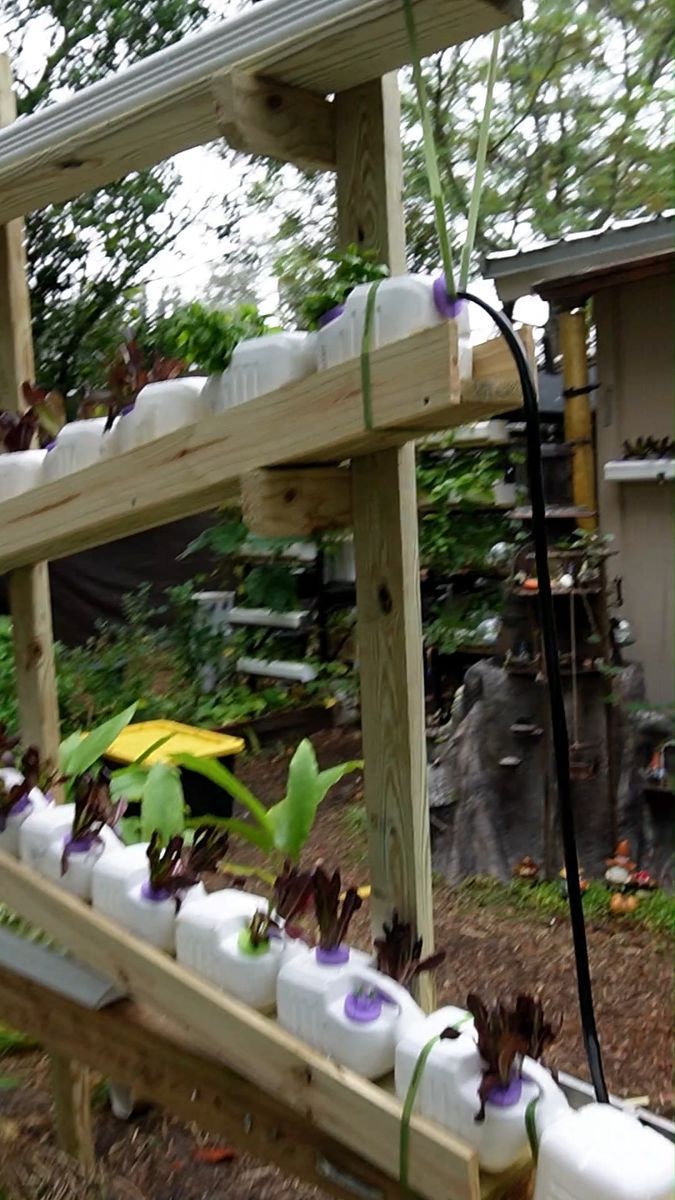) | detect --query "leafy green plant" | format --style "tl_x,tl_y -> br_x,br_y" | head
0,383 -> 65,450
298,246 -> 389,330
0,620 -> 17,732
153,301 -> 270,374
176,738 -> 362,864
145,824 -> 229,903
425,587 -> 503,655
